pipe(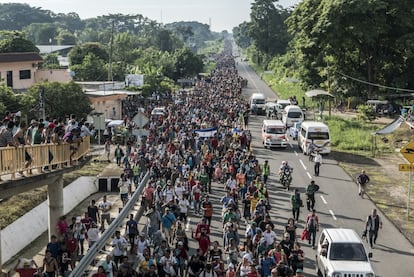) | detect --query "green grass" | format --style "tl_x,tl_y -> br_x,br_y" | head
325,116 -> 394,155
0,160 -> 108,229
203,61 -> 216,74
198,40 -> 224,56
